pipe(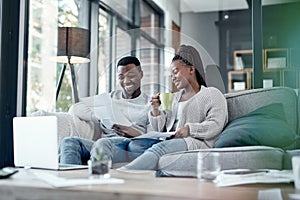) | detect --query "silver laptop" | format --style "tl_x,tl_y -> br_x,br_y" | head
13,116 -> 87,170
